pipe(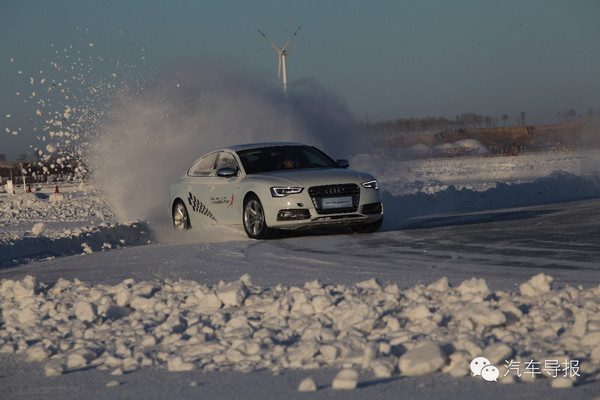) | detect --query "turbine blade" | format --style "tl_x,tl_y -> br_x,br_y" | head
281,26 -> 301,51
257,29 -> 280,52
